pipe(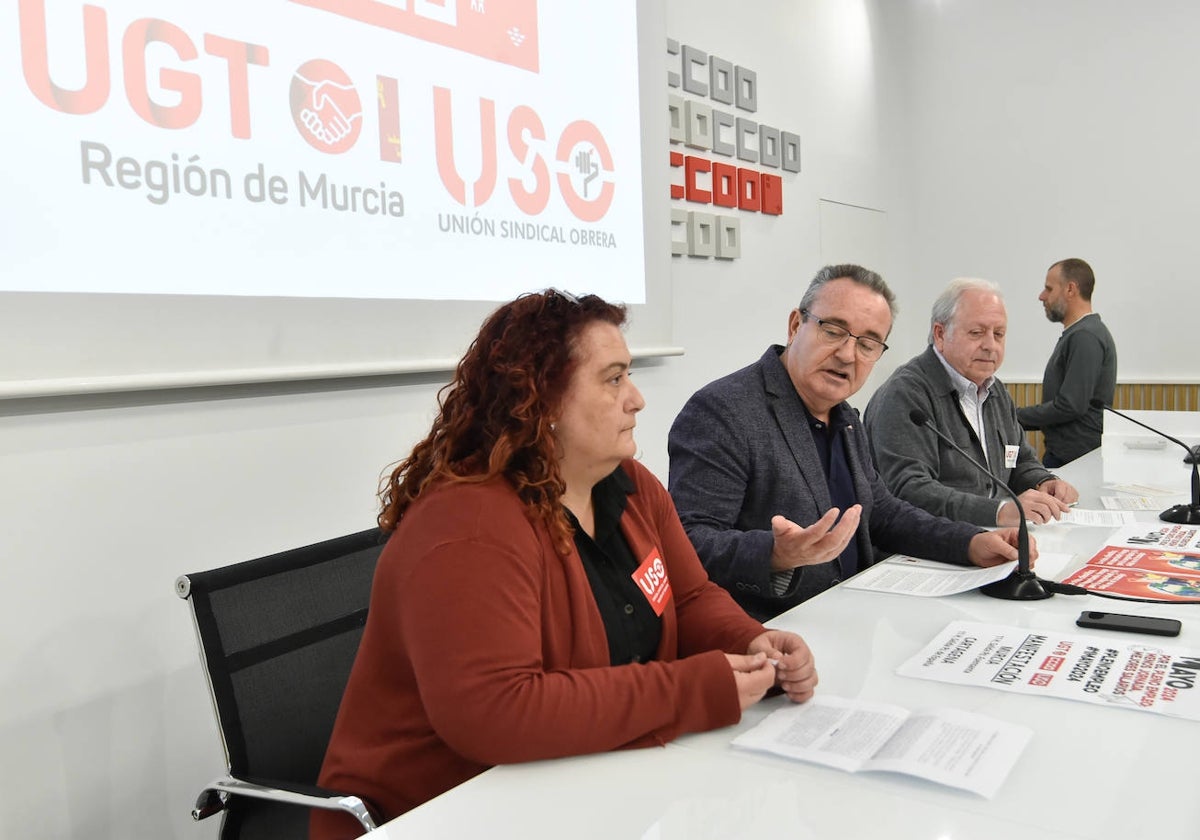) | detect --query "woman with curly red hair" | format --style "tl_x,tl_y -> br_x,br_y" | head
313,290 -> 819,836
